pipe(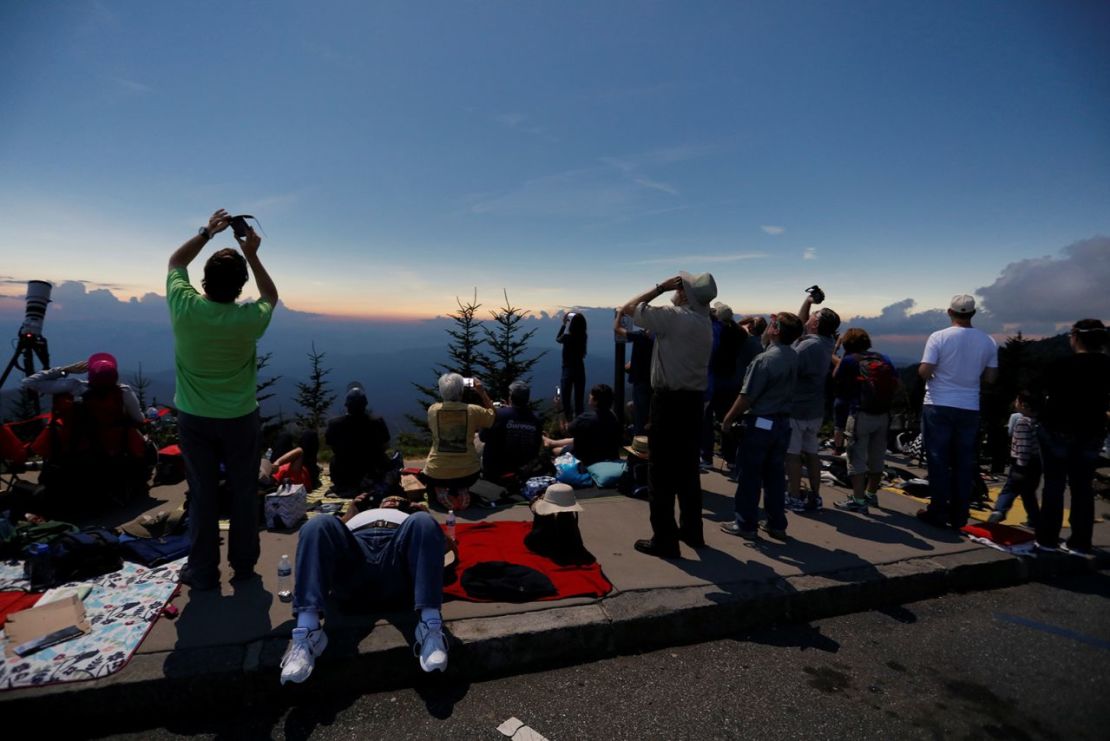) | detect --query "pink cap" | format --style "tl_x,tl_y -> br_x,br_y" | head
87,352 -> 118,387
